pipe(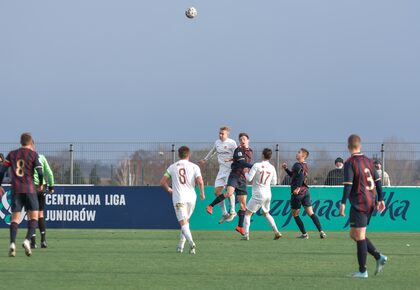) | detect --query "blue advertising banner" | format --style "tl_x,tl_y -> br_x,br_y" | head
0,186 -> 178,229
0,186 -> 418,231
